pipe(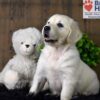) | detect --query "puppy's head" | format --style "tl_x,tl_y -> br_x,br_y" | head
42,14 -> 82,46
